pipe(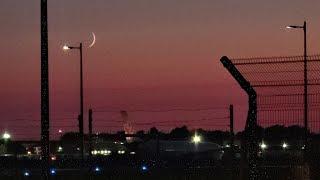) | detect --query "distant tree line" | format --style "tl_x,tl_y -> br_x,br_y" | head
59,125 -> 314,145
